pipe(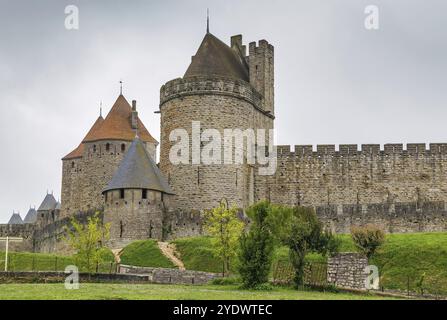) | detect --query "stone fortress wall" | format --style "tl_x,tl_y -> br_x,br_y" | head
61,139 -> 156,218
255,143 -> 447,232
159,75 -> 274,213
